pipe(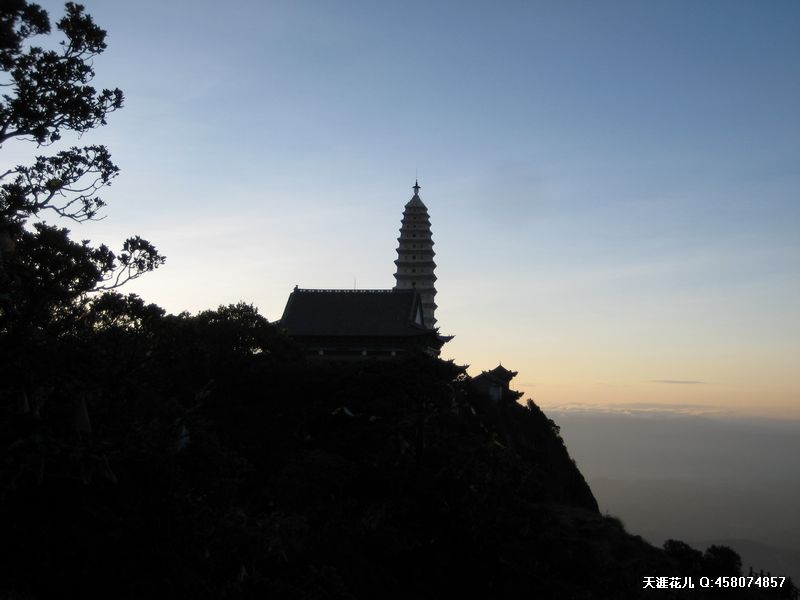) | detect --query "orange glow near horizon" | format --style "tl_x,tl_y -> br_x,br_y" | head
444,330 -> 800,420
